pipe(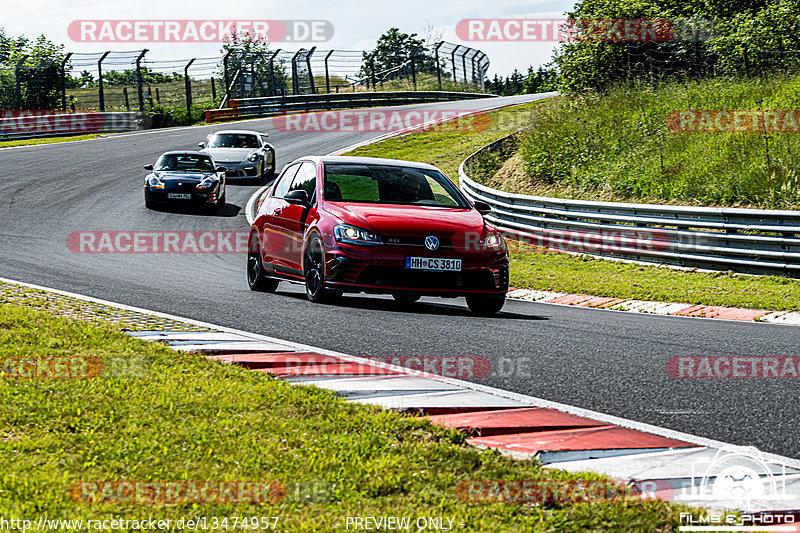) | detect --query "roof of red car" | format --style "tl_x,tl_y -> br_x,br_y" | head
300,155 -> 440,171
